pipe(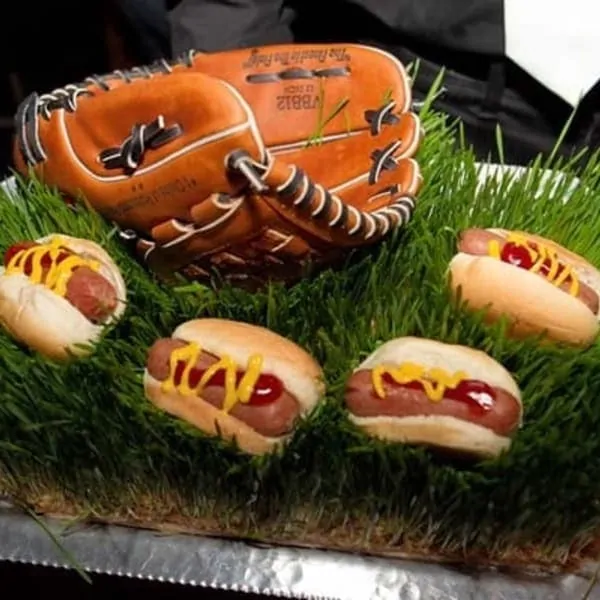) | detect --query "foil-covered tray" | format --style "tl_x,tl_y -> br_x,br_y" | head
0,502 -> 597,599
